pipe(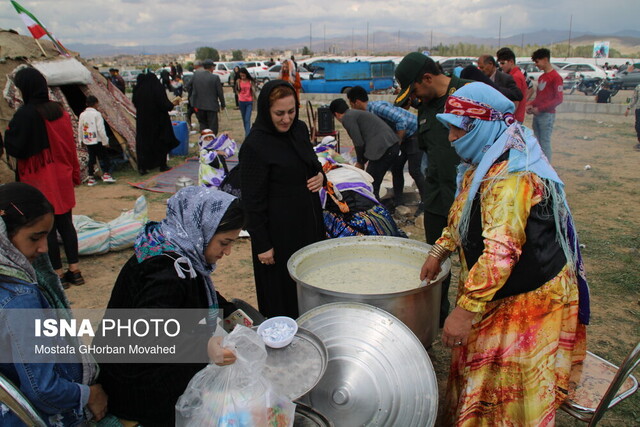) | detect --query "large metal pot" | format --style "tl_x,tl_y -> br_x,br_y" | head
288,236 -> 451,348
